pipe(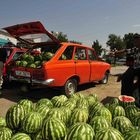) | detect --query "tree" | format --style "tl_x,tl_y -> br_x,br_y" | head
51,31 -> 68,42
92,40 -> 103,56
123,33 -> 140,49
106,34 -> 125,51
